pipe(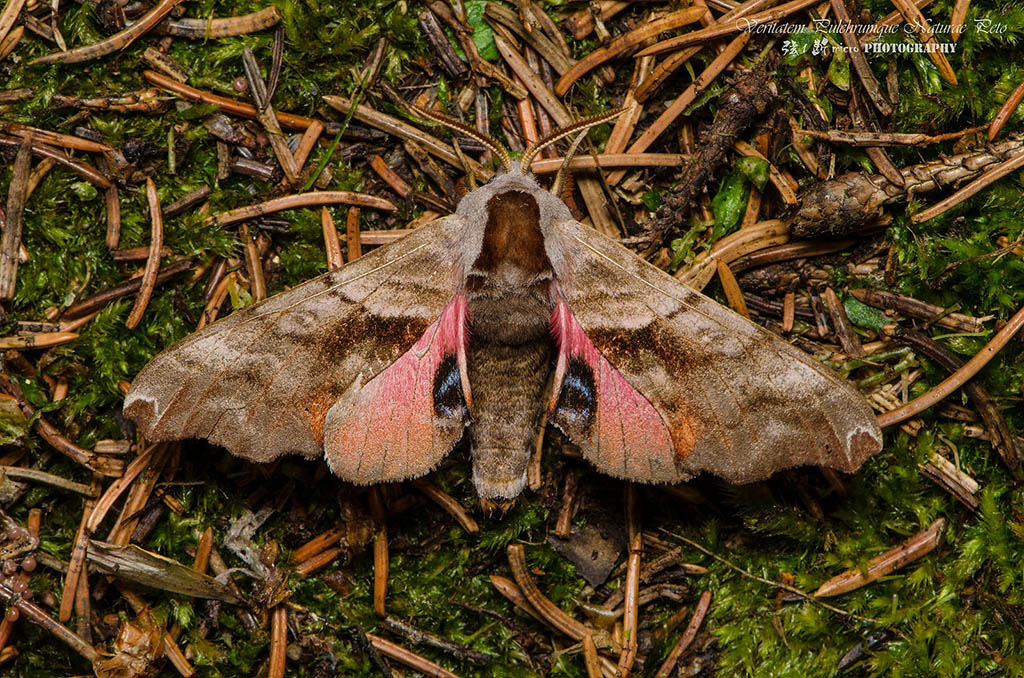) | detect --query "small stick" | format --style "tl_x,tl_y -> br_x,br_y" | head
63,259 -> 192,319
369,155 -> 413,198
321,94 -> 490,181
194,527 -> 213,574
126,178 -> 164,329
0,136 -> 111,188
411,478 -> 479,535
163,186 -> 211,218
163,6 -> 281,39
617,531 -> 642,677
848,289 -> 986,333
1,123 -> 112,153
877,302 -> 1024,428
888,0 -> 957,85
31,0 -> 184,65
814,519 -> 946,597
893,327 -> 1020,469
0,579 -> 99,663
292,120 -> 324,173
59,494 -> 96,623
989,79 -> 1024,140
242,47 -> 300,185
0,22 -> 20,60
676,220 -> 789,290
0,375 -> 123,476
86,445 -> 160,532
582,634 -> 602,678
268,606 -> 288,678
292,527 -> 344,564
829,0 -> 892,116
715,260 -> 750,319
796,127 -> 984,147
321,207 -> 343,270
0,467 -> 98,496
506,544 -> 599,643
346,207 -> 362,261
240,224 -> 265,301
554,7 -> 706,95
563,1 -> 628,40
382,616 -> 493,665
146,70 -> 321,131
141,47 -> 189,82
489,575 -> 546,624
0,0 -> 26,46
913,150 -> 1024,224
99,157 -> 121,248
529,153 -> 688,174
367,633 -> 464,678
0,134 -> 32,300
636,0 -> 820,56
207,191 -> 394,227
554,470 -> 578,538
294,546 -> 343,576
654,591 -> 712,678
782,292 -> 796,333
607,32 -> 751,186
369,487 -> 388,618
0,331 -> 78,350
822,287 -> 865,358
